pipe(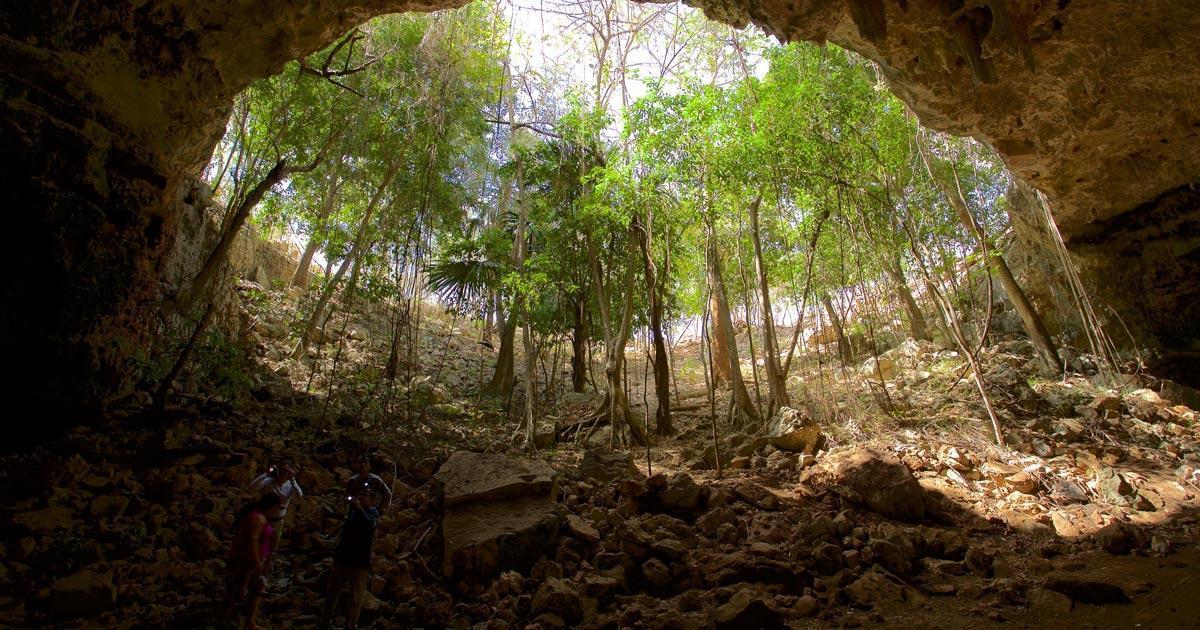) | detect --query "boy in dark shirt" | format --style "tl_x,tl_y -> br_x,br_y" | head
346,452 -> 392,509
319,483 -> 380,629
